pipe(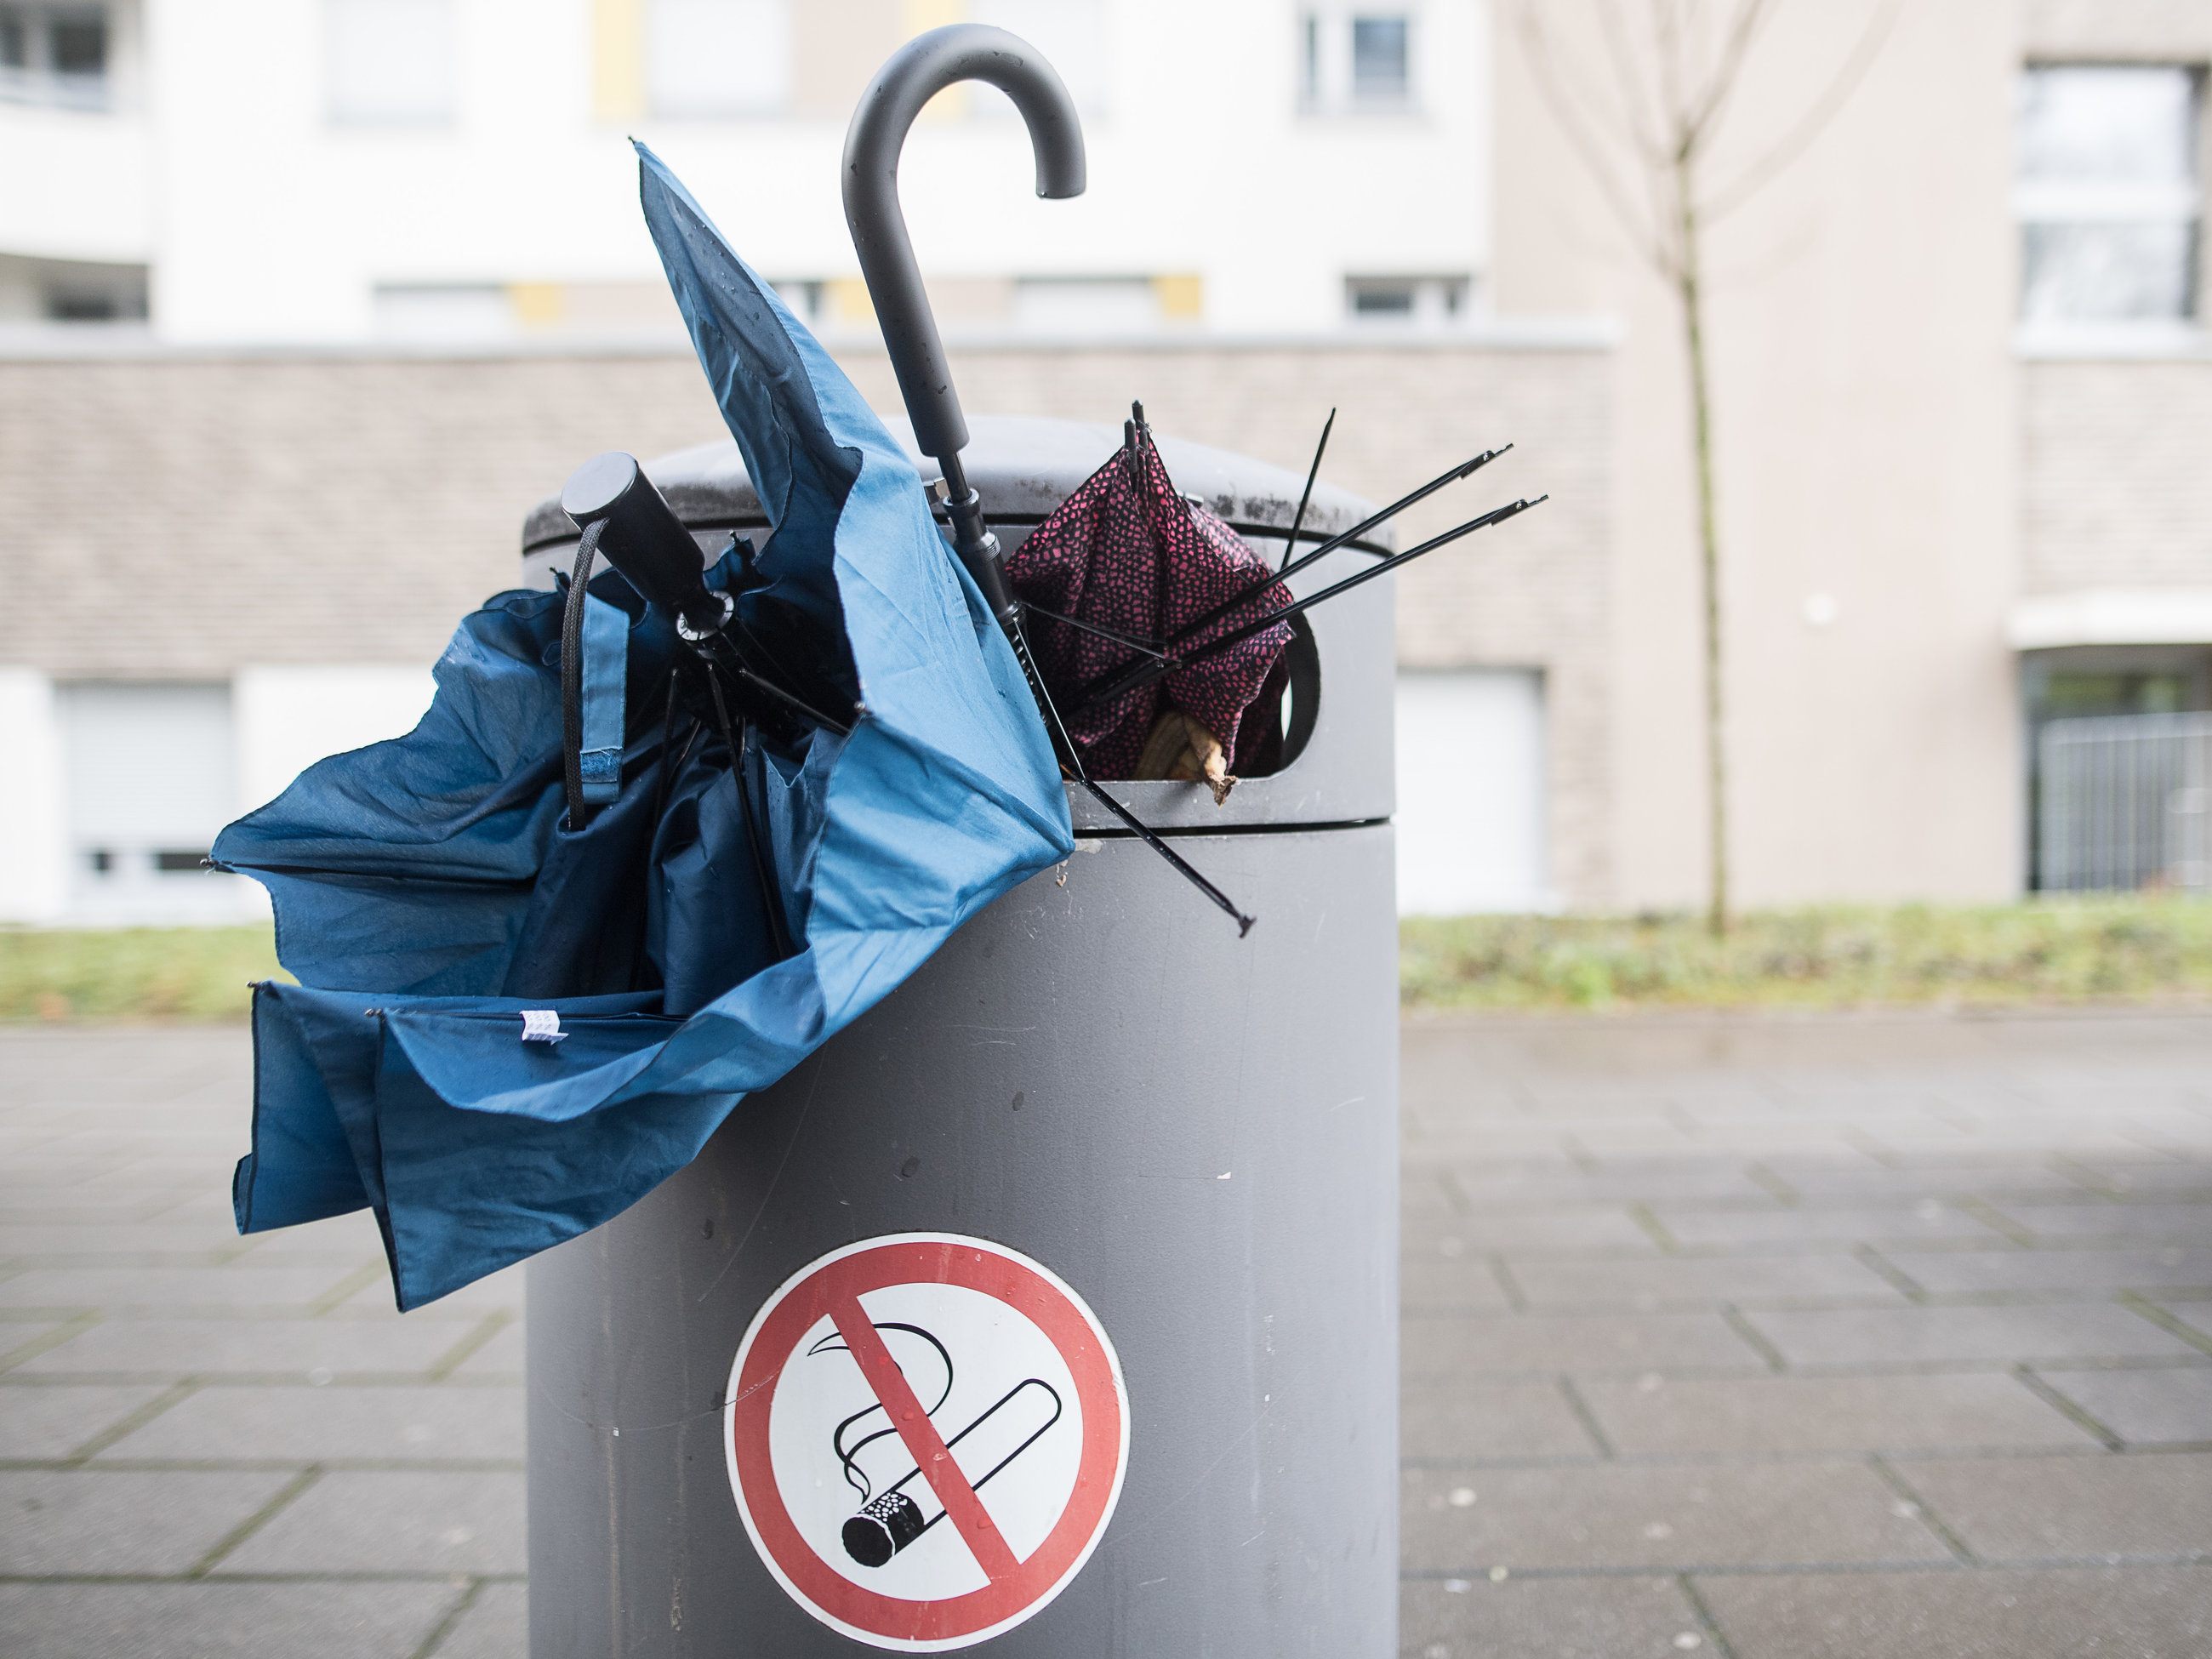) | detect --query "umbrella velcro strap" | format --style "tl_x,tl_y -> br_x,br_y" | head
577,593 -> 630,806
560,518 -> 628,828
